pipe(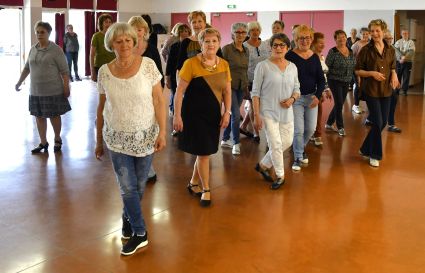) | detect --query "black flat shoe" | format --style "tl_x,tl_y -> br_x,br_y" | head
147,174 -> 157,183
253,136 -> 260,143
200,189 -> 211,207
31,142 -> 49,153
255,163 -> 273,182
270,178 -> 285,190
187,183 -> 202,197
75,76 -> 82,81
240,128 -> 254,138
54,139 -> 62,152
